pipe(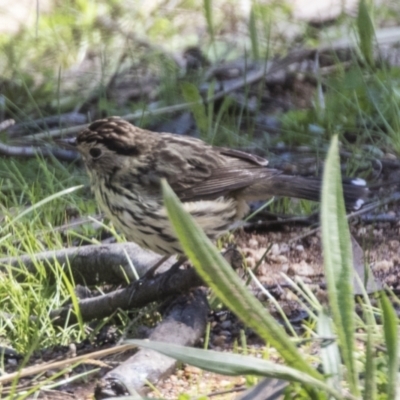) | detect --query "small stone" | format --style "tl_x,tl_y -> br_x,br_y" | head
276,255 -> 288,264
220,320 -> 232,329
385,152 -> 397,160
285,290 -> 298,301
290,260 -> 315,276
7,358 -> 17,366
295,244 -> 304,252
270,243 -> 280,256
213,335 -> 227,347
185,365 -> 202,375
357,227 -> 367,236
374,260 -> 393,272
280,243 -> 289,253
248,238 -> 258,248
